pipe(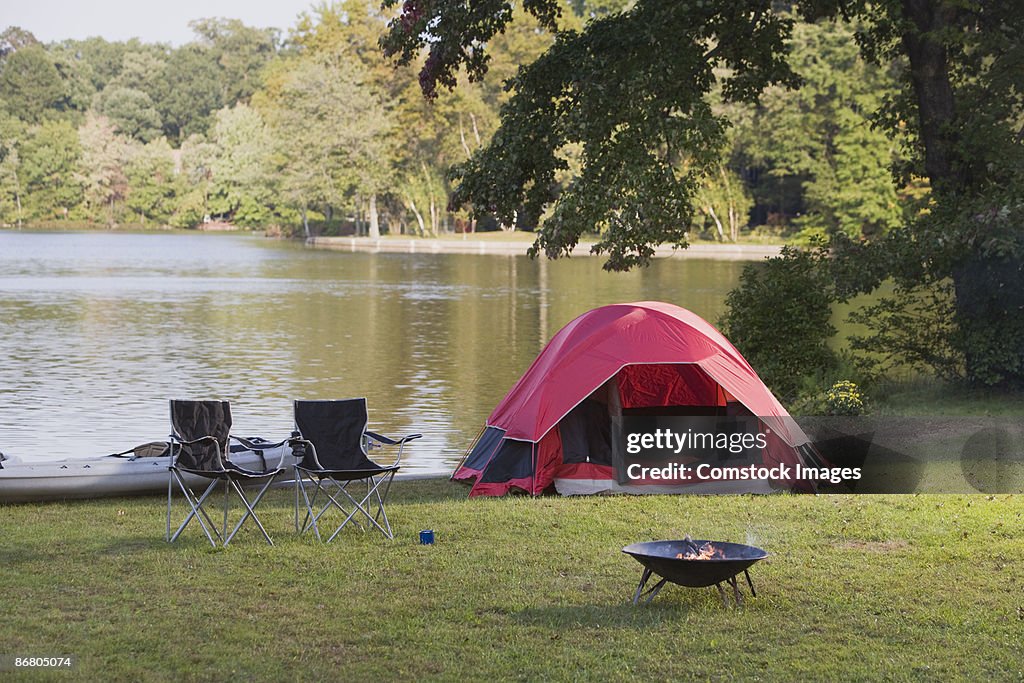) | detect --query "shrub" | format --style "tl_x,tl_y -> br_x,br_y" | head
719,245 -> 837,402
824,380 -> 867,416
